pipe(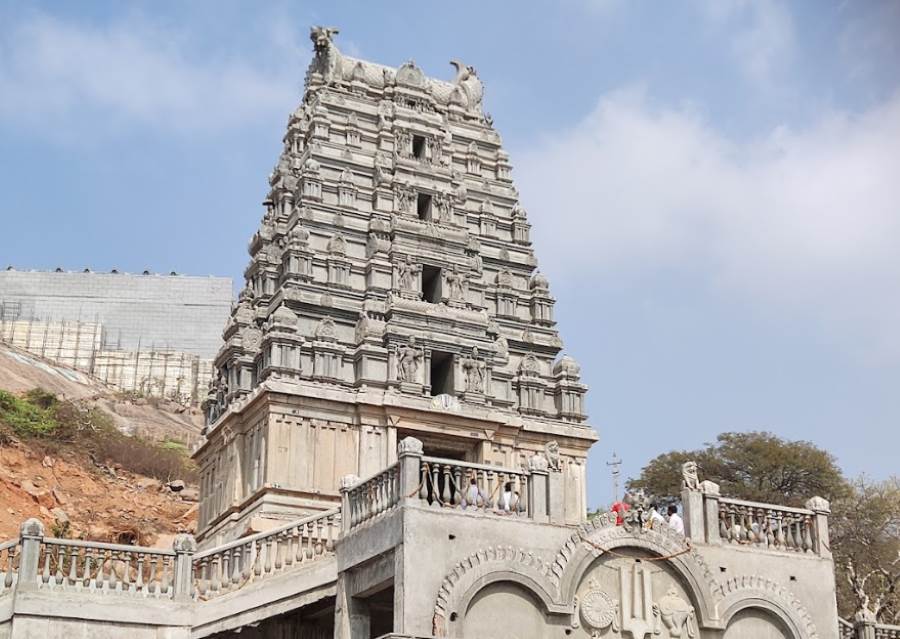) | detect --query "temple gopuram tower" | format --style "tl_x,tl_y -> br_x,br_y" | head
196,27 -> 597,544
